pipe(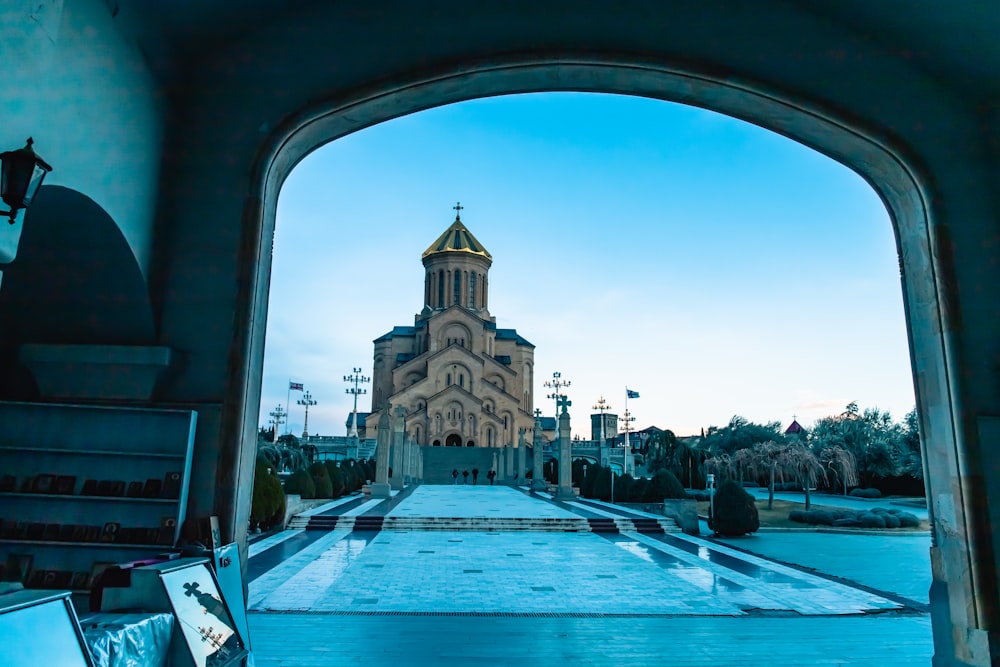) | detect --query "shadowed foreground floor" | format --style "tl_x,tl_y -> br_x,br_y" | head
249,613 -> 932,667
